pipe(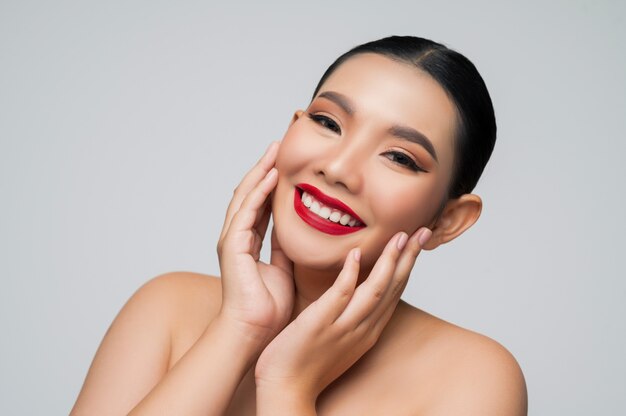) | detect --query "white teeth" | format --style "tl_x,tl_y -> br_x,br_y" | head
303,192 -> 313,208
319,206 -> 331,219
329,211 -> 342,223
299,189 -> 362,227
